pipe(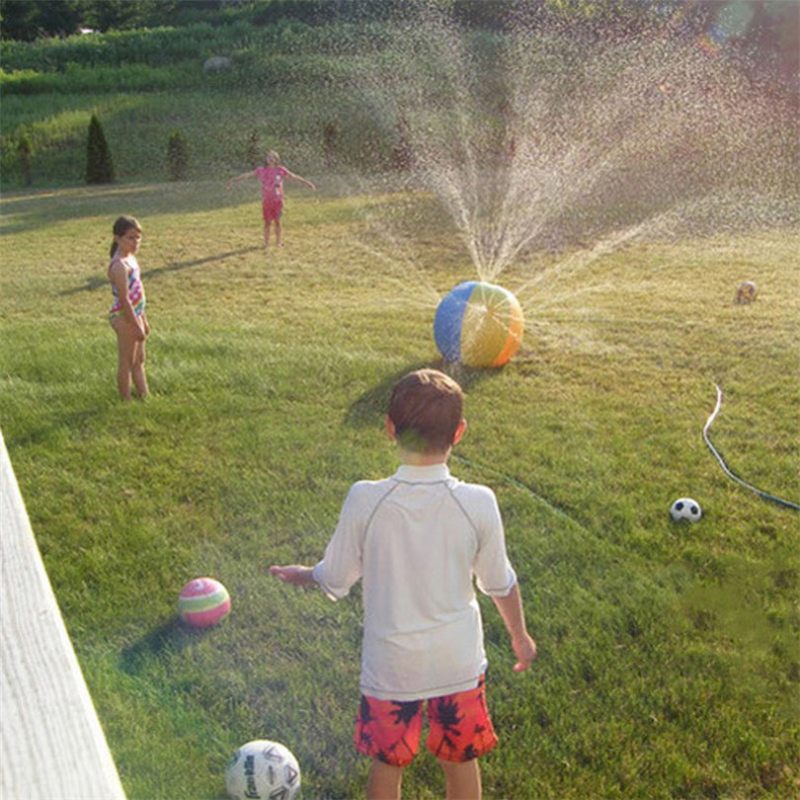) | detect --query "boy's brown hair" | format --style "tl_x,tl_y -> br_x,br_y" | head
388,369 -> 464,453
